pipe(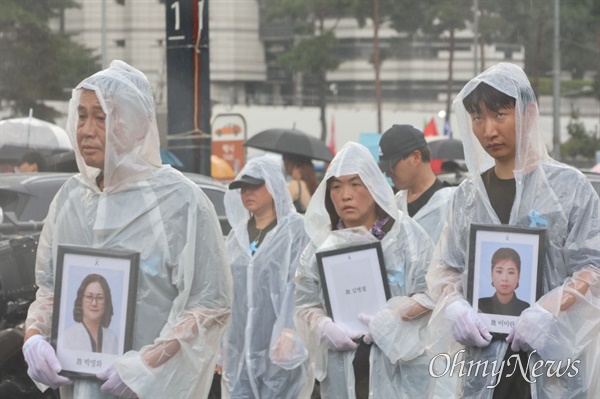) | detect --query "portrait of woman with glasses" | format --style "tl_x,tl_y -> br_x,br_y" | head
63,273 -> 119,354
